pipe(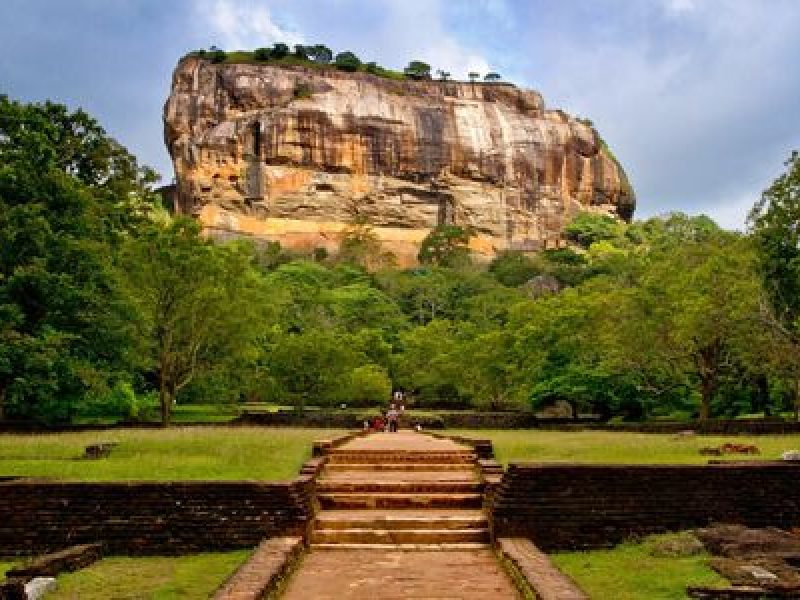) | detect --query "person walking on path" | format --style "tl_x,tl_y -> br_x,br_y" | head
387,403 -> 399,433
